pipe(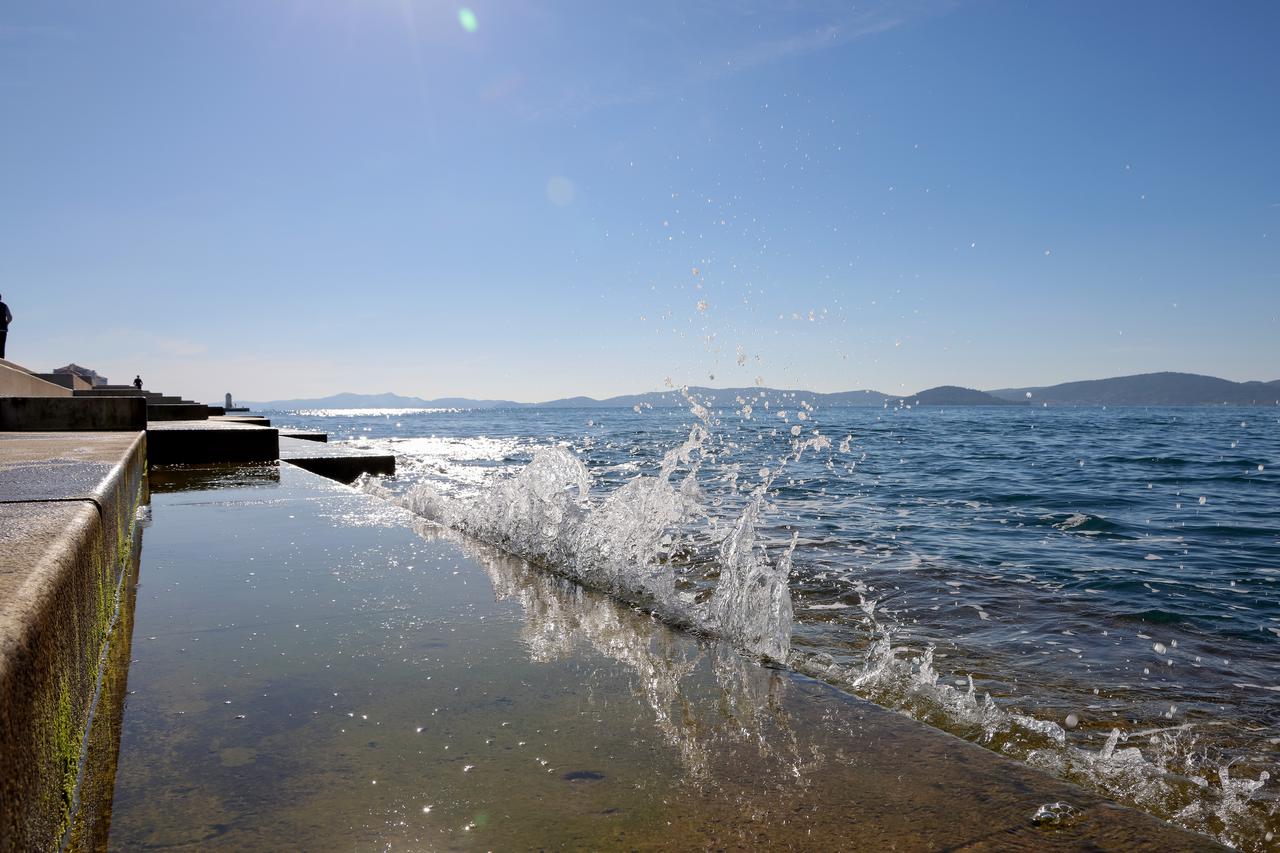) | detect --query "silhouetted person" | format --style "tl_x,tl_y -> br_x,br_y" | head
0,293 -> 11,359
133,375 -> 143,390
